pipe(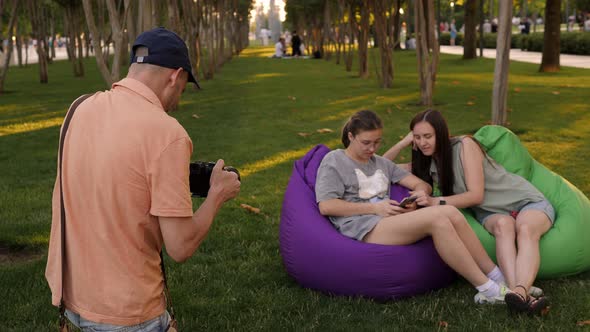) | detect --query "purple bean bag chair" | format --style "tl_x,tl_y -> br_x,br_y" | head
279,144 -> 456,300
